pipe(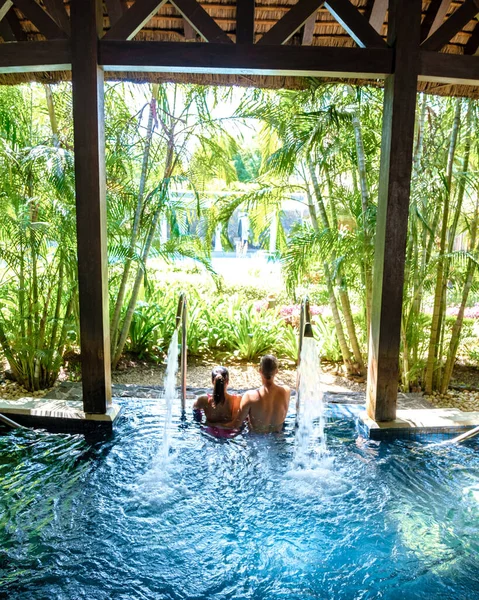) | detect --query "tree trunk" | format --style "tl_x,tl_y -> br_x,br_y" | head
424,98 -> 462,393
306,157 -> 362,374
111,85 -> 159,355
45,85 -> 60,147
112,137 -> 175,368
351,107 -> 373,348
440,190 -> 479,393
